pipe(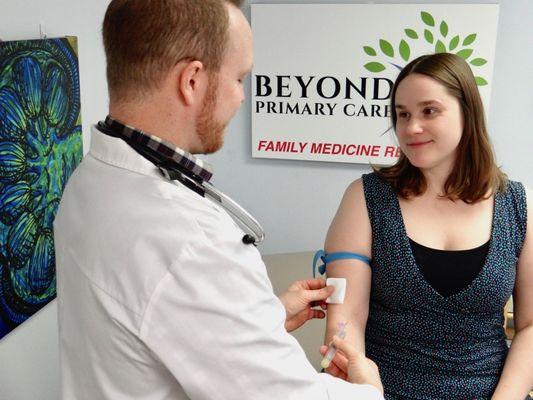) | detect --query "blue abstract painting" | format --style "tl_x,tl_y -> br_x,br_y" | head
0,37 -> 83,339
